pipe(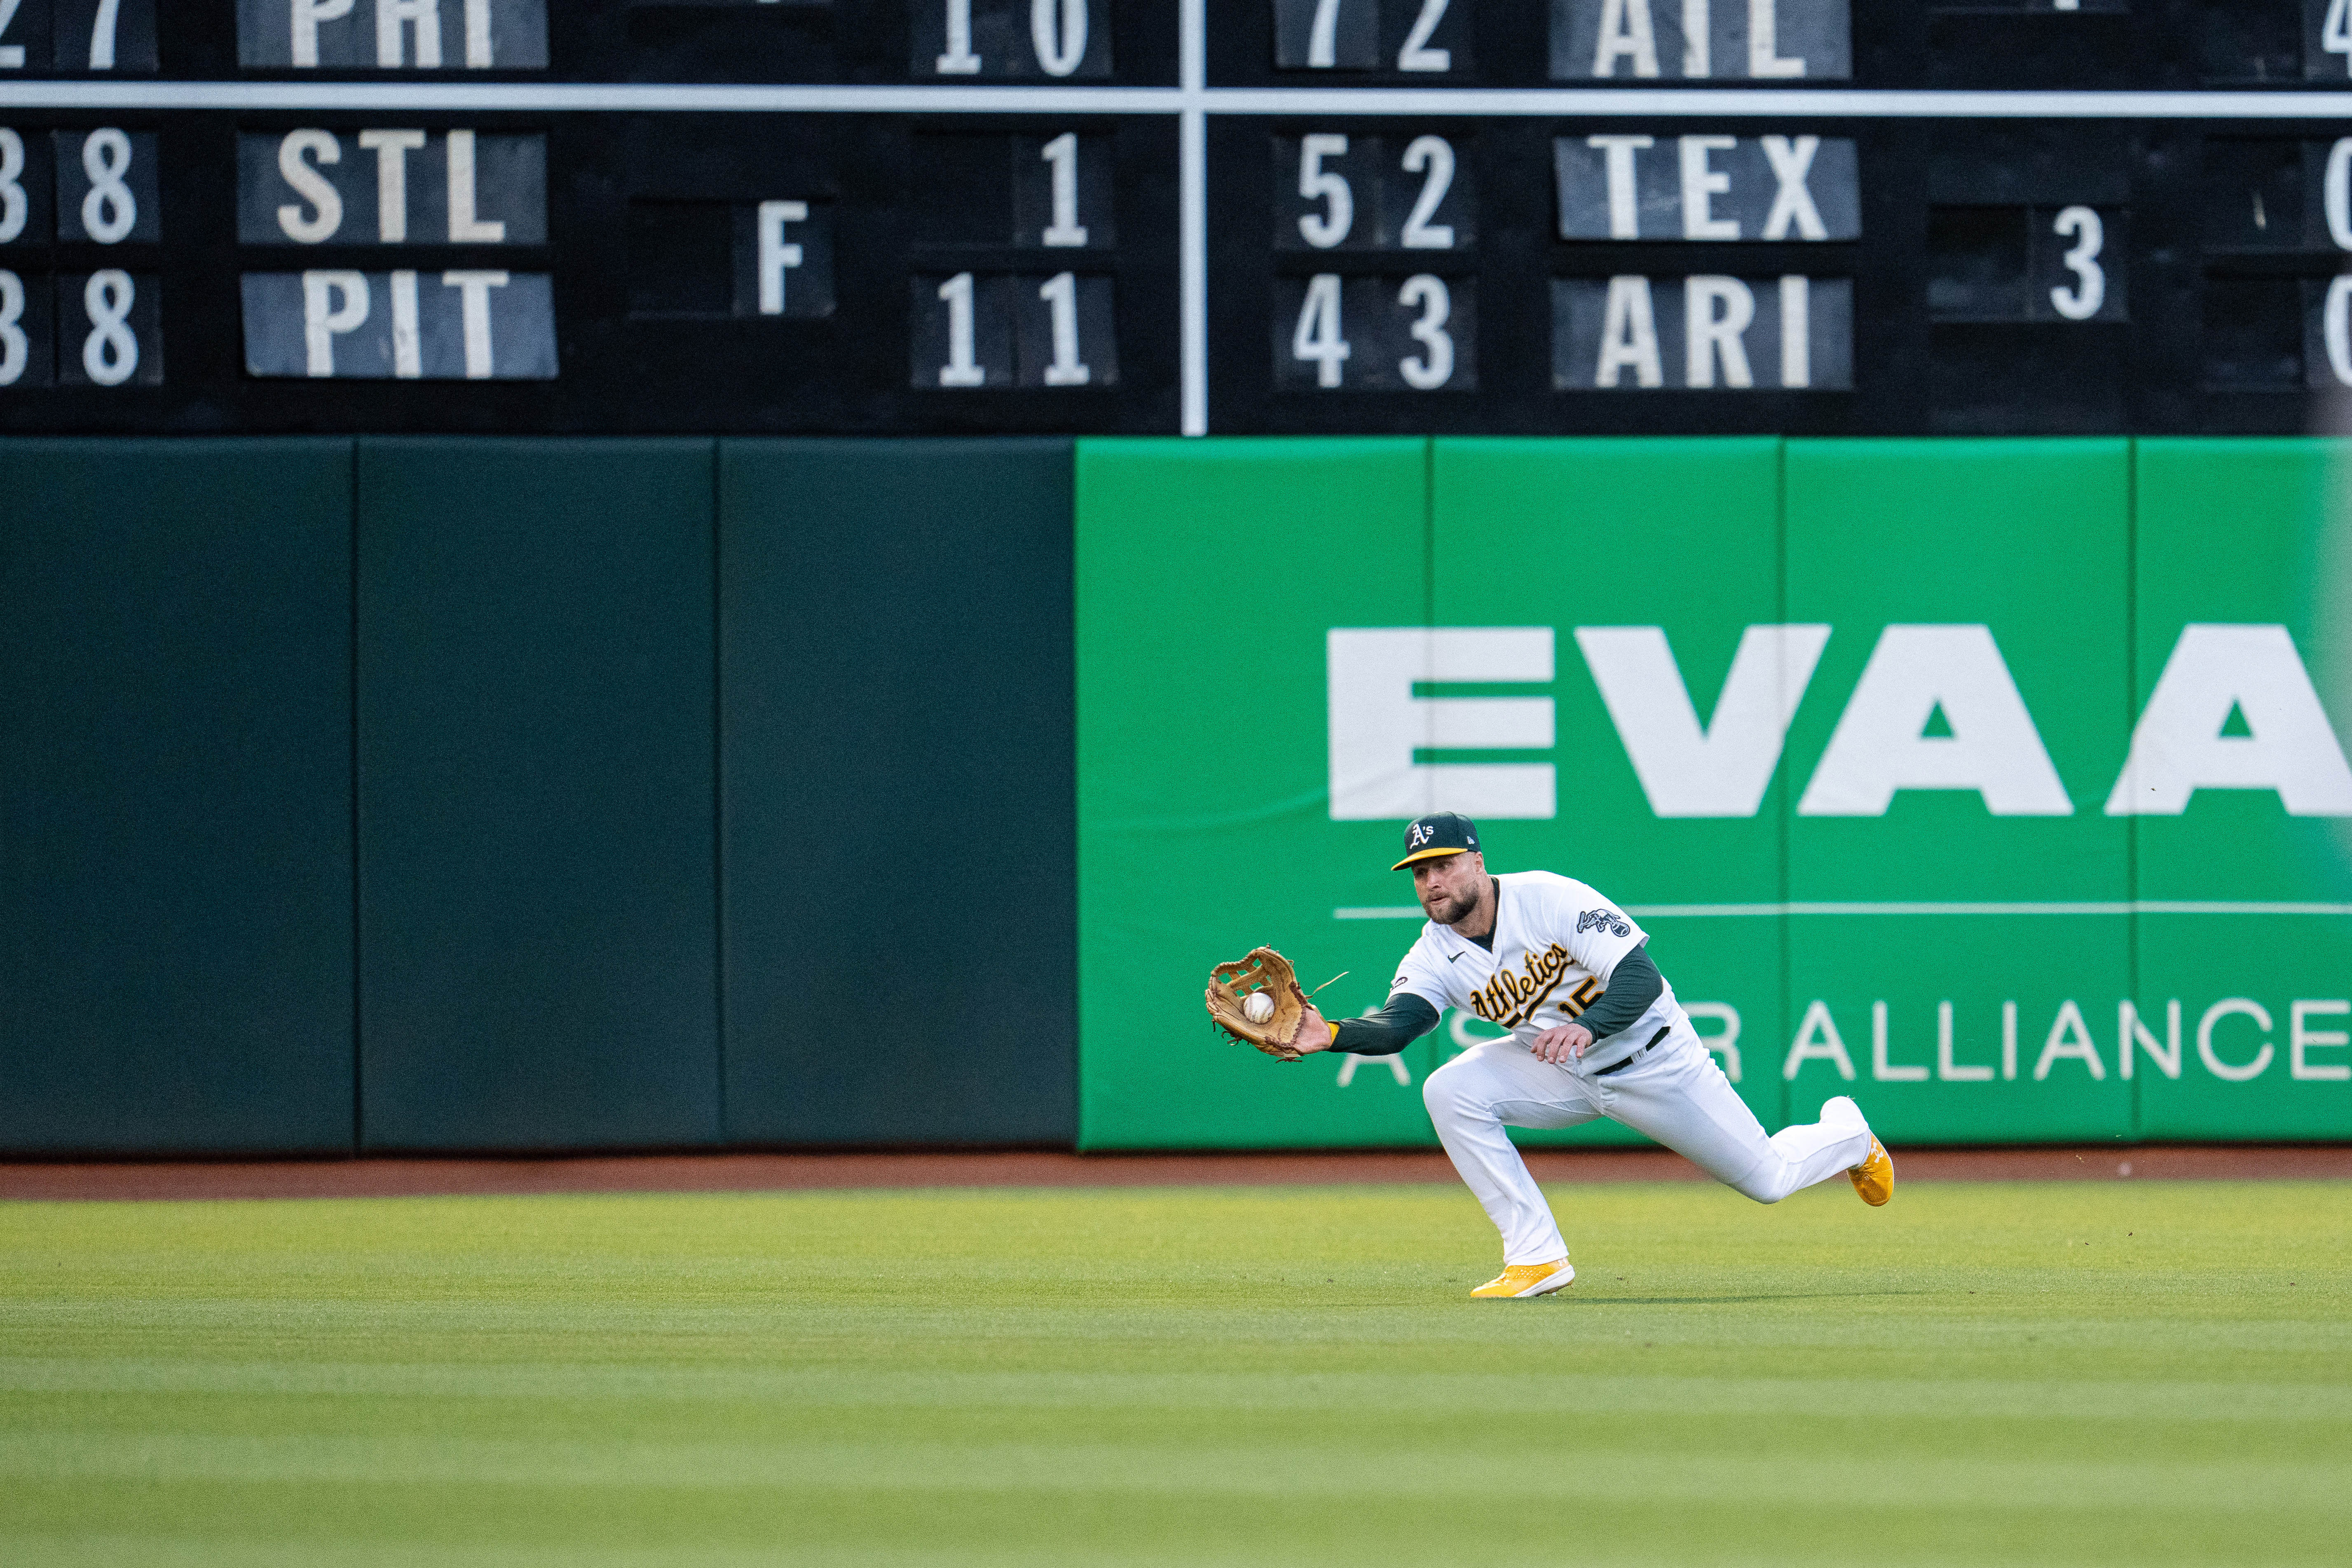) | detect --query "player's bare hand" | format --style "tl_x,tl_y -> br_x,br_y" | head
1291,1005 -> 1334,1055
1529,1023 -> 1593,1065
